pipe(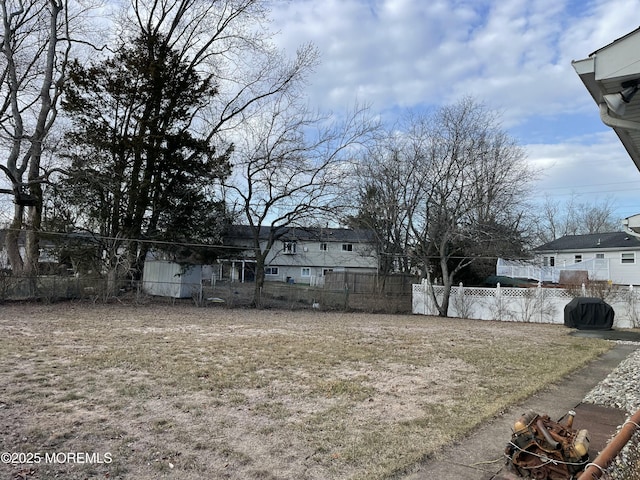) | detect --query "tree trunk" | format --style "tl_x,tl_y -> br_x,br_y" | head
253,252 -> 266,308
5,206 -> 24,273
437,252 -> 456,316
24,184 -> 43,275
439,276 -> 452,317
